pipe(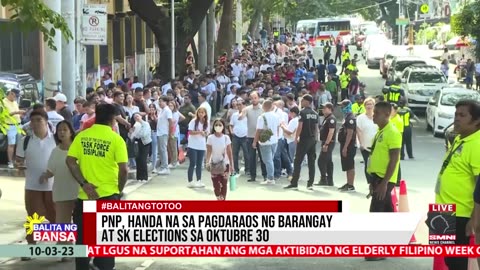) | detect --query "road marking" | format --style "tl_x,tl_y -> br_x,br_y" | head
135,259 -> 154,270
